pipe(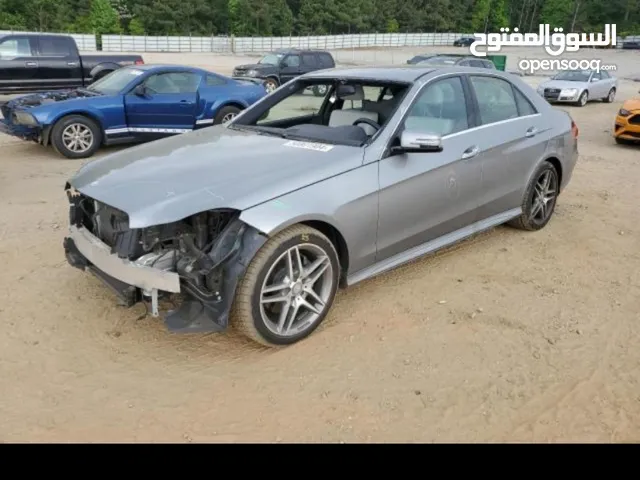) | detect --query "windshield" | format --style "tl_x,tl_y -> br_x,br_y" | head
87,68 -> 145,94
259,54 -> 283,65
420,56 -> 458,66
552,70 -> 592,82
